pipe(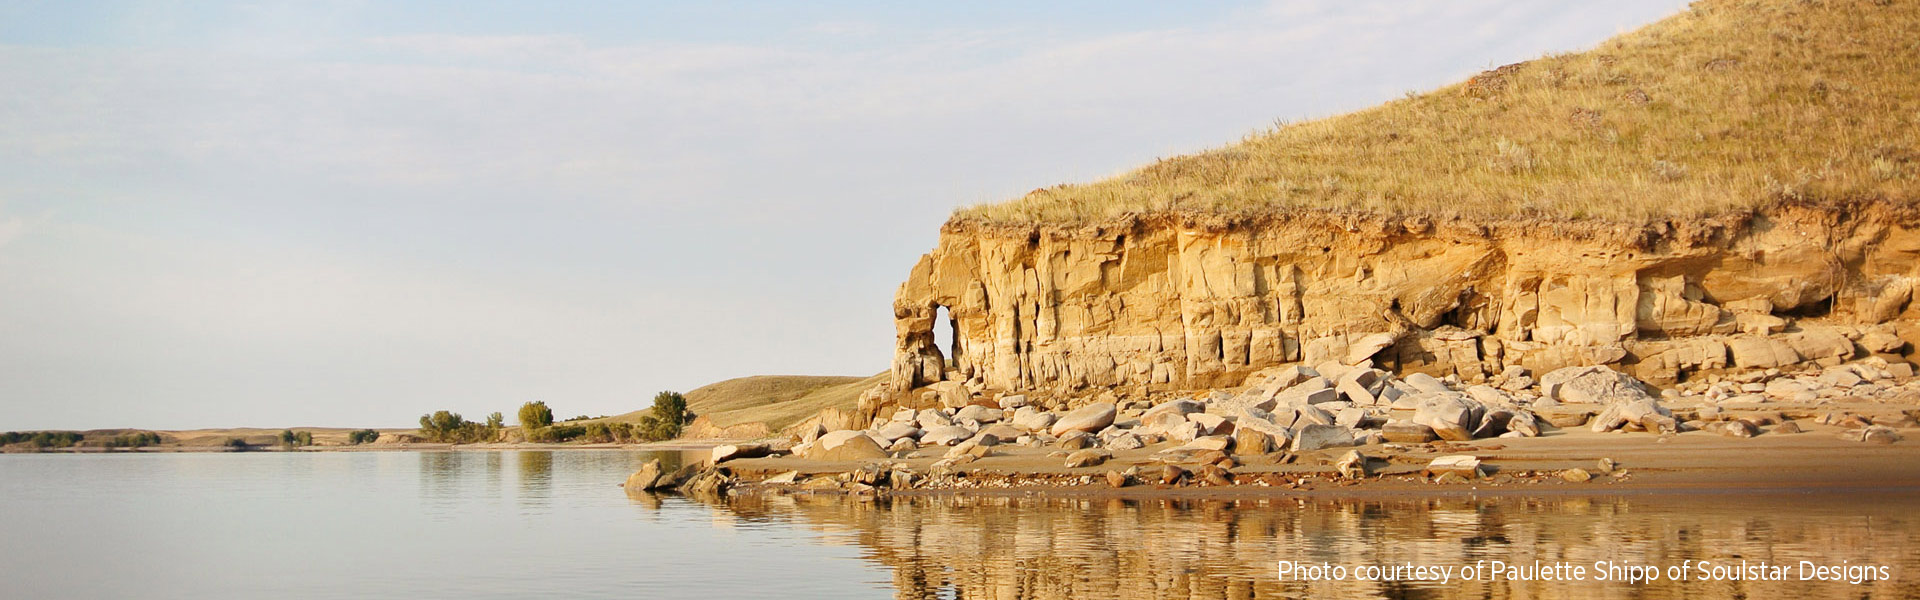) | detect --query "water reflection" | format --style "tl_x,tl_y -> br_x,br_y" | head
689,491 -> 1920,600
516,451 -> 553,507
